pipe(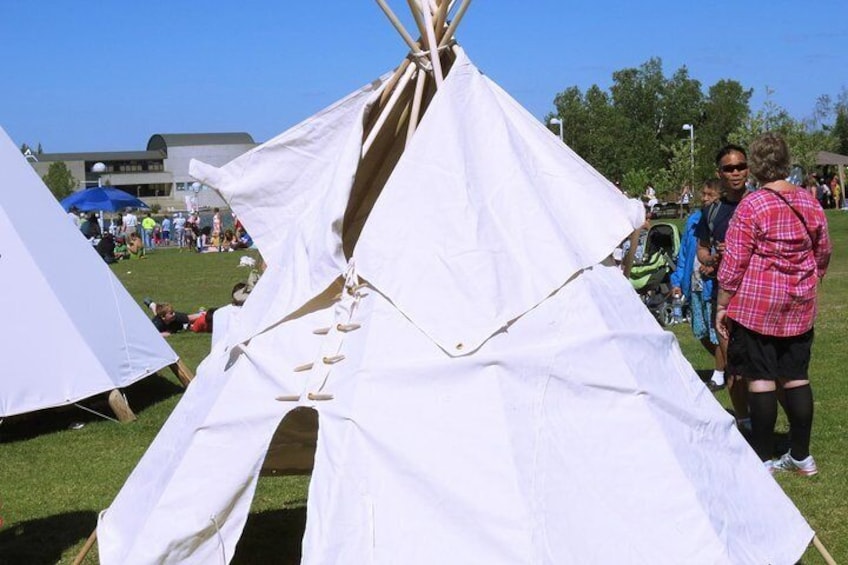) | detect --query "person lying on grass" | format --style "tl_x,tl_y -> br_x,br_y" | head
148,301 -> 216,337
